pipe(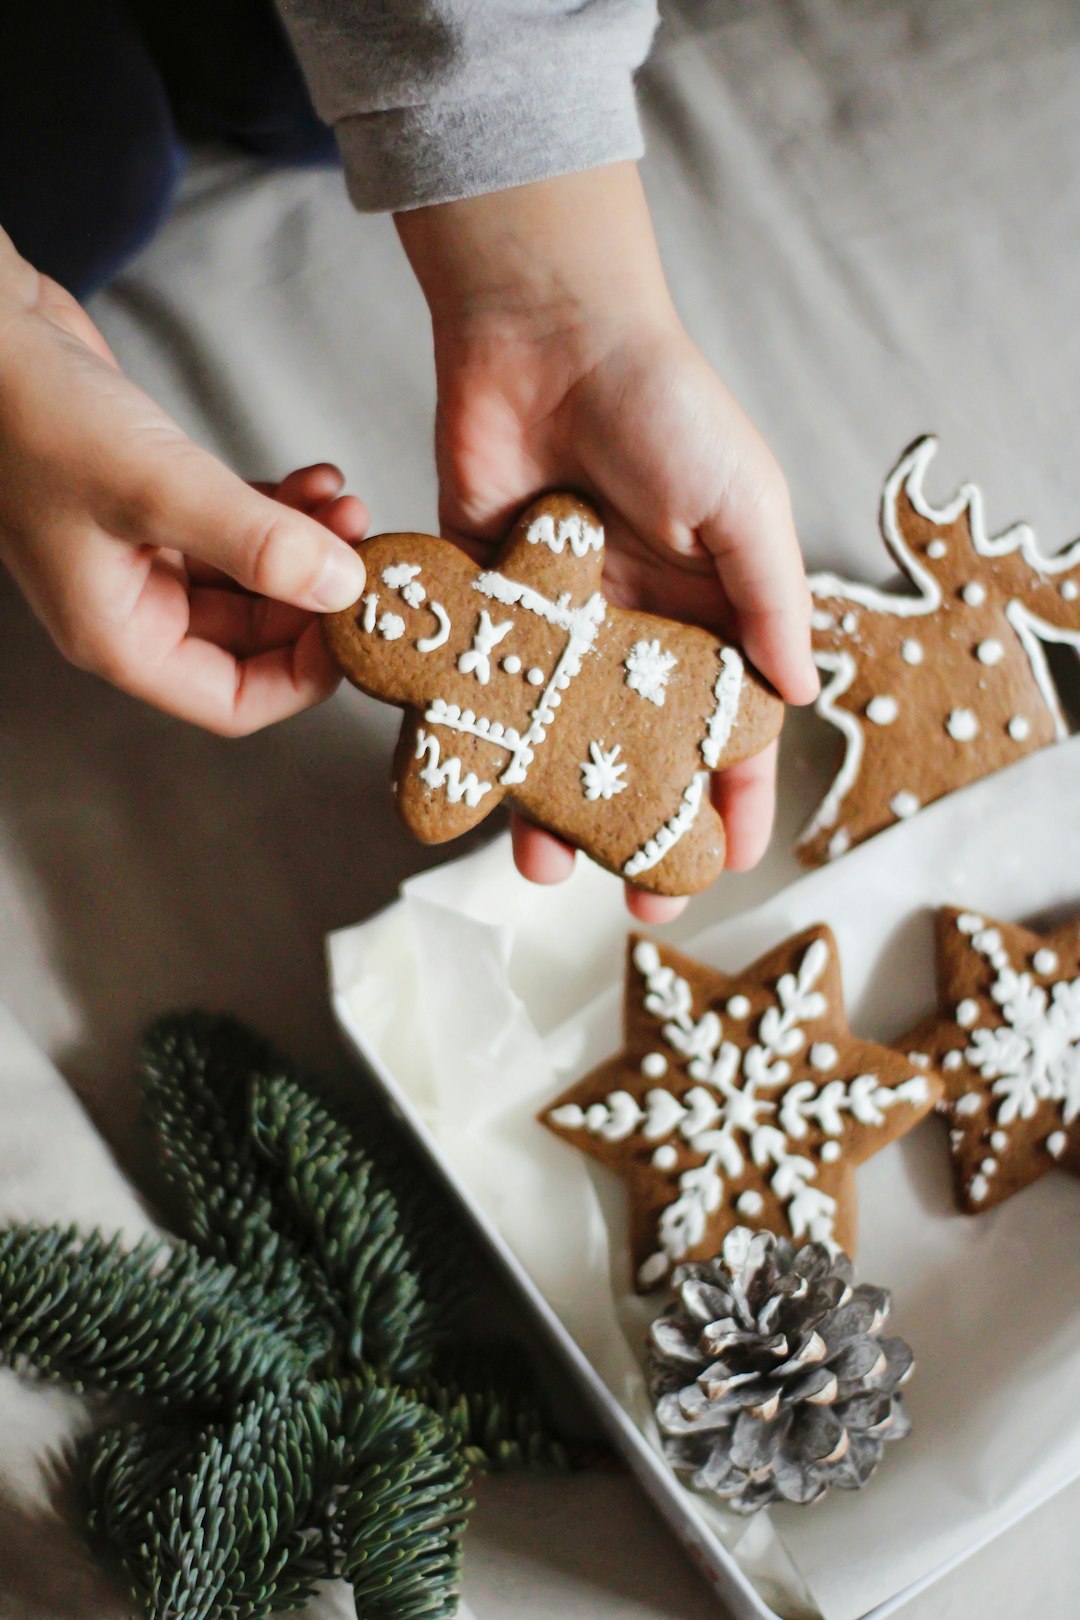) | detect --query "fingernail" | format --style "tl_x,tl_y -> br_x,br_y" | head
312,545 -> 365,610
